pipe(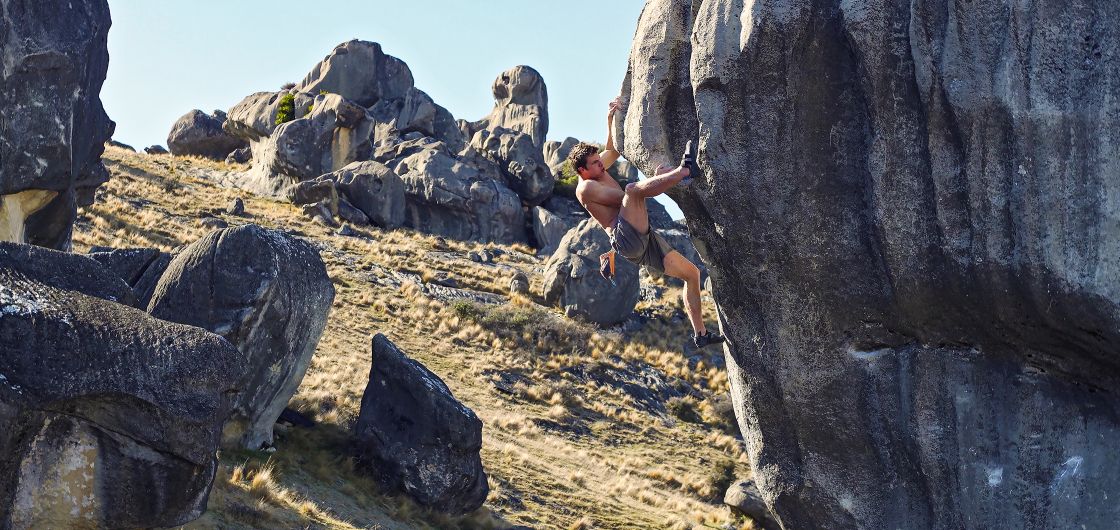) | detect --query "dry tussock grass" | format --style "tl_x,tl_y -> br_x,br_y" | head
75,147 -> 758,530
